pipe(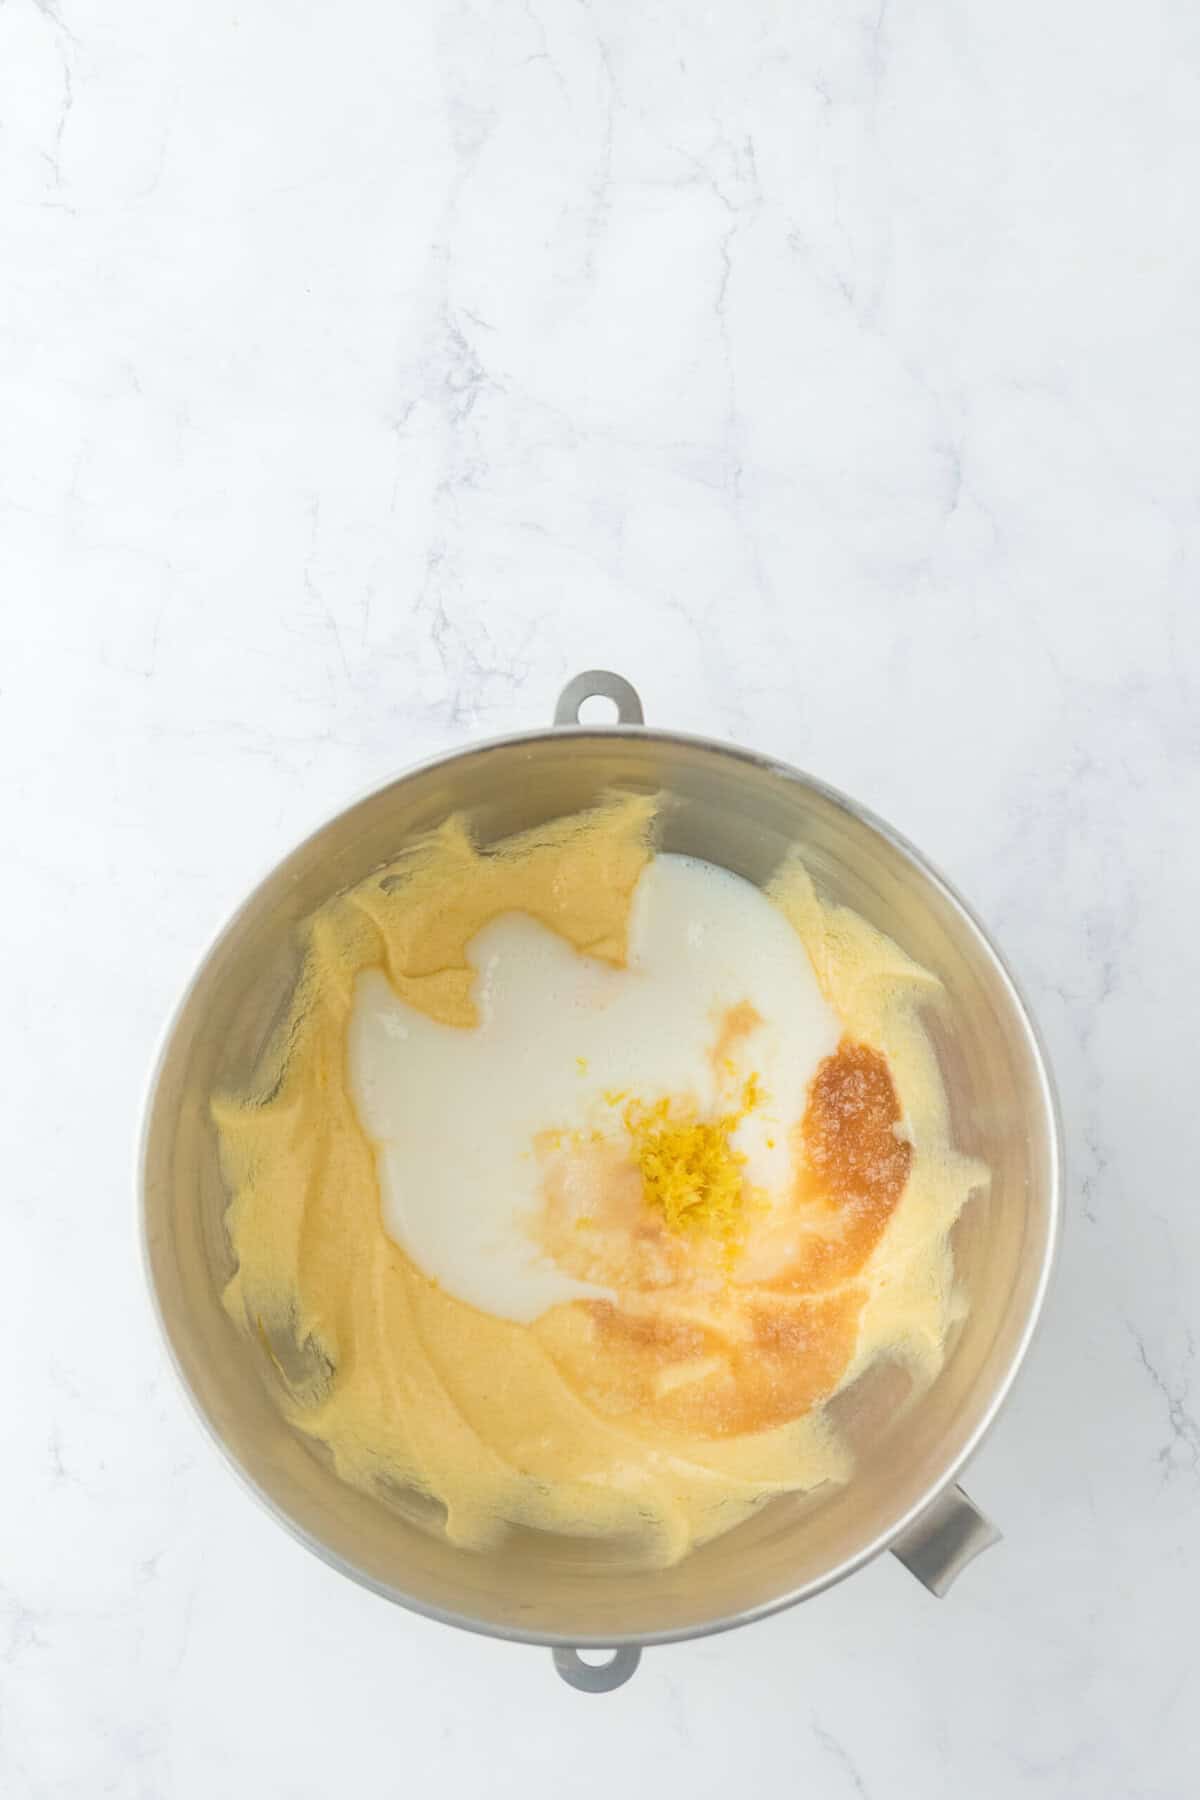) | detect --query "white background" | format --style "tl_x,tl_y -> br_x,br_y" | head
3,0 -> 1198,1794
